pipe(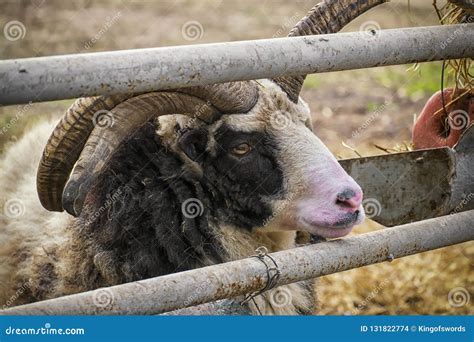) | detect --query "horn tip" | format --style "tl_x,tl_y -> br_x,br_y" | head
62,179 -> 86,217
